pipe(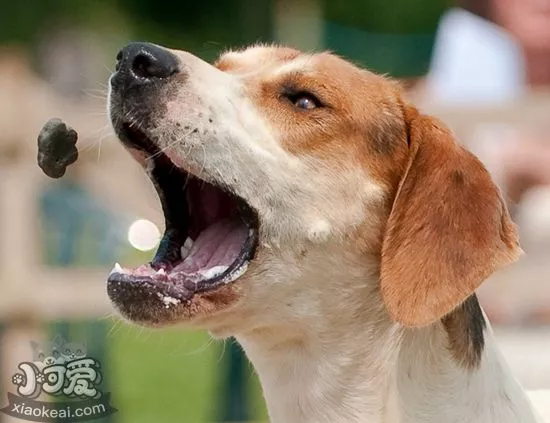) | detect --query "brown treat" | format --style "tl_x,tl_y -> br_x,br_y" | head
37,118 -> 79,178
